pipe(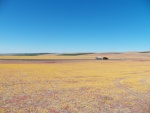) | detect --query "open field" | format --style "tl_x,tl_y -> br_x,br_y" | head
0,52 -> 150,60
0,53 -> 150,113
